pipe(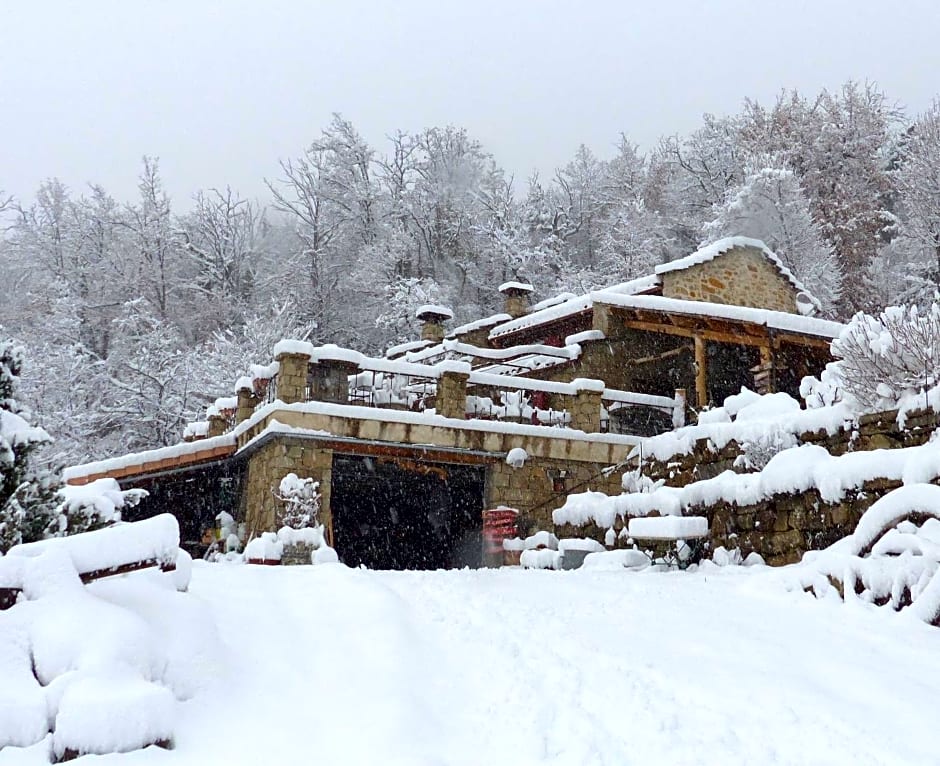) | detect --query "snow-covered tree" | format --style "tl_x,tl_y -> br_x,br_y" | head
0,335 -> 59,552
831,303 -> 940,412
889,101 -> 940,305
703,156 -> 842,313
